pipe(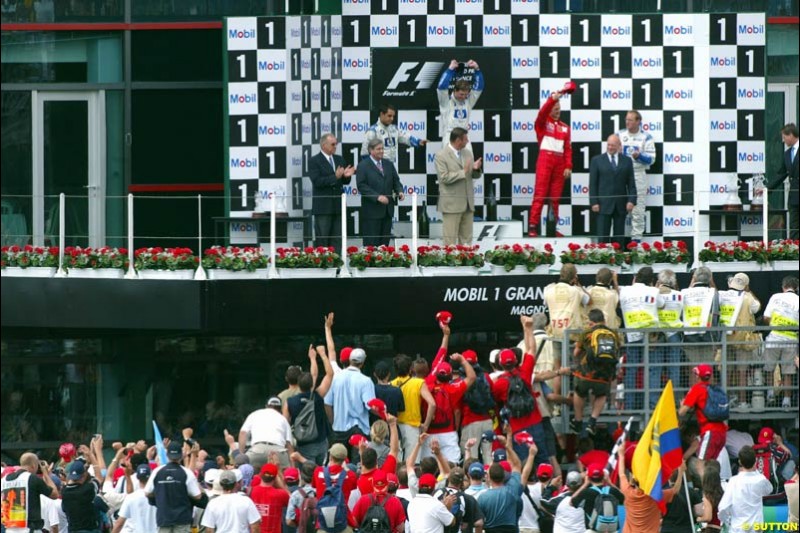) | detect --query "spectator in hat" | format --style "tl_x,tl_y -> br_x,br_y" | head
249,463 -> 290,533
756,427 -> 795,481
145,440 -> 206,531
239,396 -> 294,471
477,430 -> 526,533
324,346 -> 377,464
112,463 -> 157,533
391,352 -> 437,462
408,473 -> 458,533
568,463 -> 624,531
286,345 -> 334,467
679,364 -> 728,467
0,452 -> 59,532
725,272 -> 761,406
762,275 -> 799,409
433,467 -> 484,533
521,462 -> 559,533
285,461 -> 317,530
282,467 -> 300,491
465,462 -> 487,498
352,470 -> 407,533
540,471 -> 587,533
62,458 -> 109,532
201,469 -> 261,533
311,443 -> 358,519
